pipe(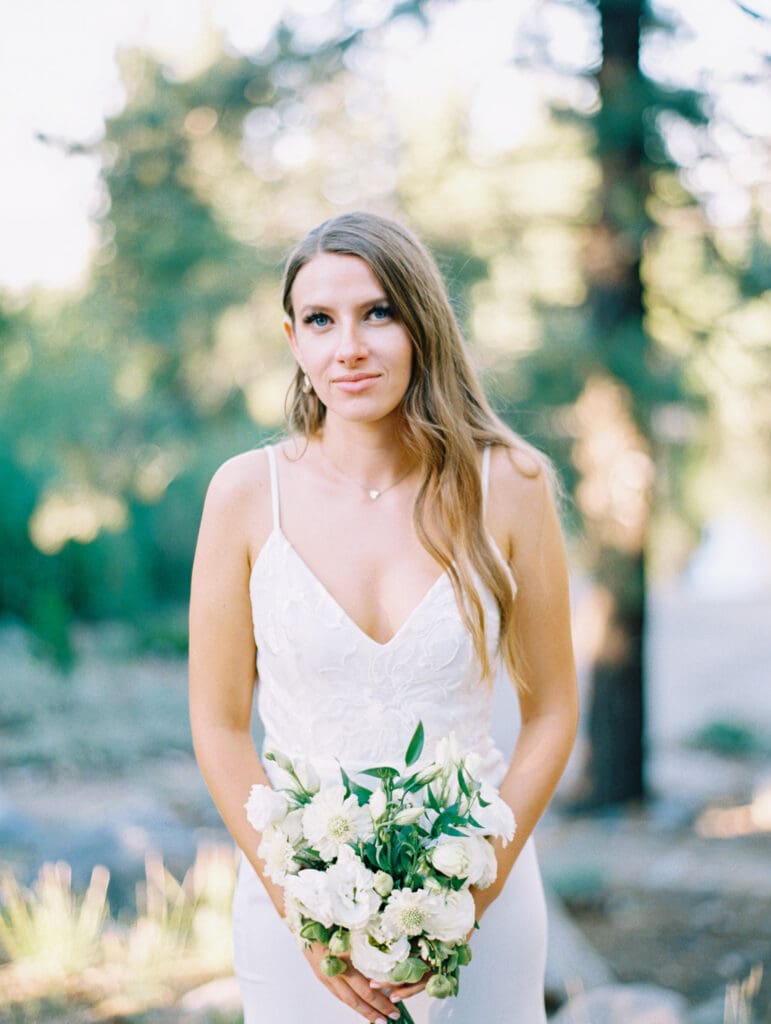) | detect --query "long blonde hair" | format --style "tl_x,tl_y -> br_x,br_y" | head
281,210 -> 545,691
